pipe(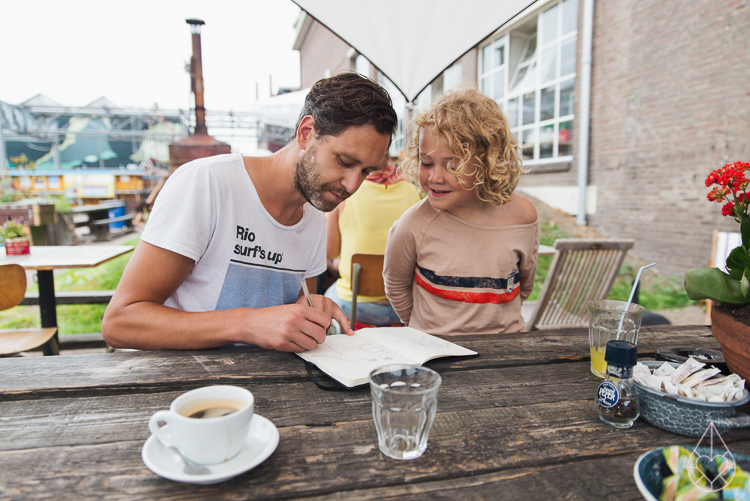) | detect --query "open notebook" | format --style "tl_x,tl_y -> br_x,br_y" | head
297,327 -> 478,388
